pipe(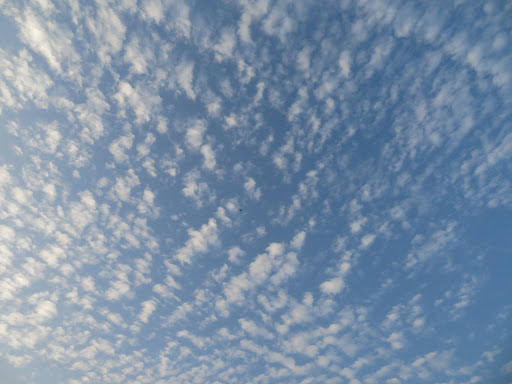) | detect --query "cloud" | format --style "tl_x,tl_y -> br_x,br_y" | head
181,170 -> 213,207
114,81 -> 161,124
338,50 -> 351,77
168,303 -> 194,325
0,0 -> 509,382
176,61 -> 196,100
216,207 -> 231,226
244,177 -> 262,200
81,276 -> 96,293
501,360 -> 512,375
320,277 -> 345,295
32,300 -> 57,323
239,318 -> 274,339
138,299 -> 157,323
360,234 -> 376,249
175,219 -> 220,265
201,144 -> 216,170
290,231 -> 306,250
15,9 -> 78,75
228,246 -> 245,263
110,169 -> 140,203
271,252 -> 299,286
140,0 -> 164,24
387,332 -> 405,350
109,133 -> 134,163
185,120 -> 207,149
